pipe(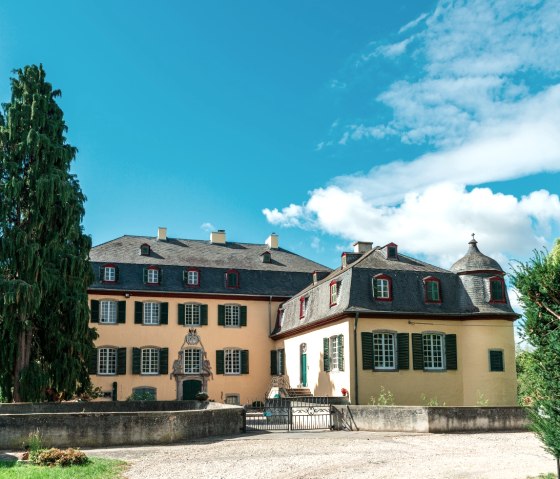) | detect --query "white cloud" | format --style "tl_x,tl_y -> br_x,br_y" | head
376,37 -> 414,58
310,236 -> 322,252
200,222 -> 216,233
399,12 -> 429,34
